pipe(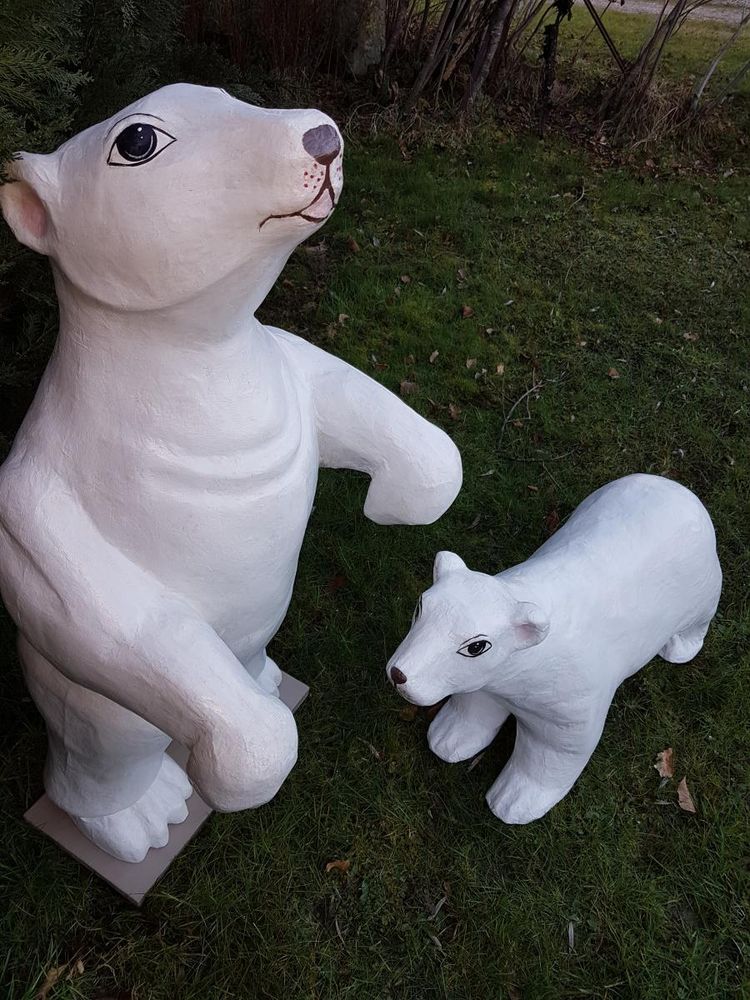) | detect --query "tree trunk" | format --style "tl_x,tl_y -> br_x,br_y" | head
691,10 -> 750,110
404,0 -> 461,110
337,0 -> 387,77
463,0 -> 514,111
